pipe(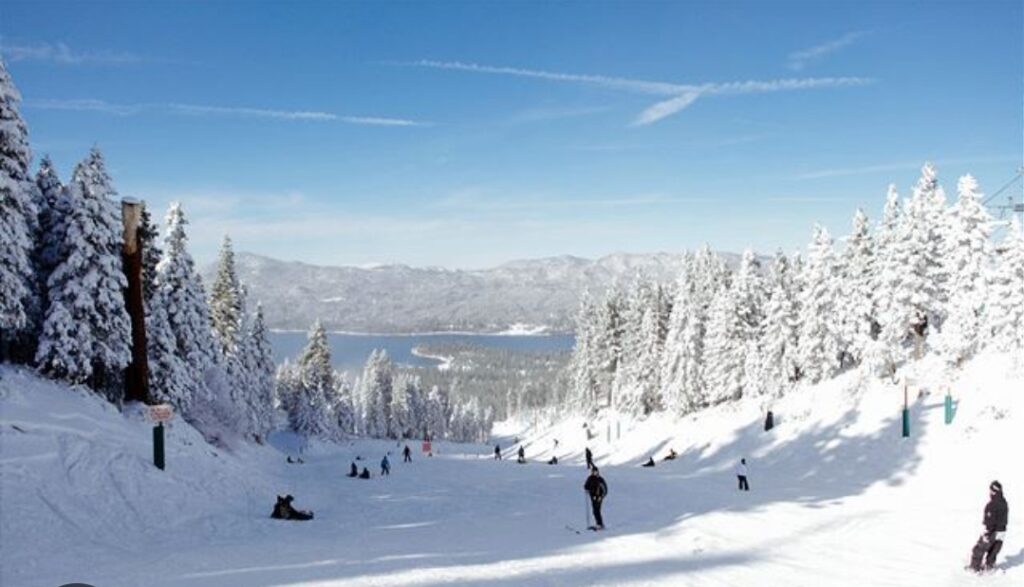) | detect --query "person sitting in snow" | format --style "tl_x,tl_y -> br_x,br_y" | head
517,446 -> 526,464
347,462 -> 358,478
359,467 -> 371,479
642,457 -> 655,468
736,458 -> 750,491
969,481 -> 1009,572
271,495 -> 313,521
380,455 -> 391,476
664,449 -> 678,461
548,456 -> 558,465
